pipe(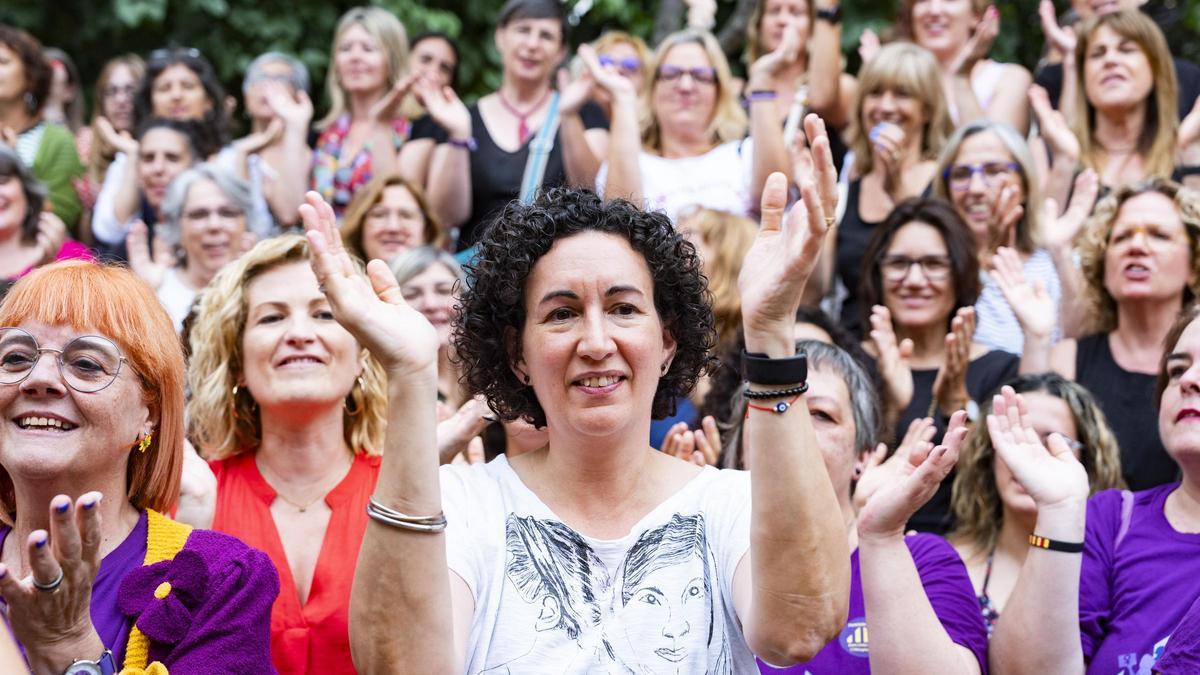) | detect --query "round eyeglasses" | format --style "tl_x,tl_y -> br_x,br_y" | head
0,328 -> 129,393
